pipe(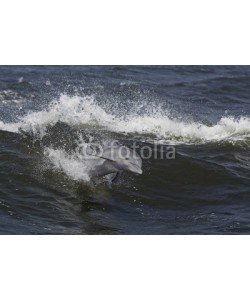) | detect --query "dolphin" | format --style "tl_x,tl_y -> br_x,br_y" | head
86,144 -> 142,181
19,122 -> 142,182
